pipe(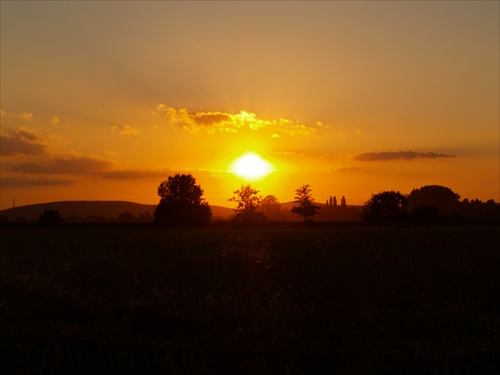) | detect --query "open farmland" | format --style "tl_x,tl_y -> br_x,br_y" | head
1,224 -> 499,374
